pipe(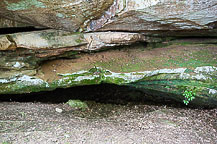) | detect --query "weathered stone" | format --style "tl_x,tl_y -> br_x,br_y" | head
0,0 -> 114,31
83,32 -> 150,51
0,30 -> 150,81
0,30 -> 150,54
88,0 -> 217,34
6,30 -> 87,50
0,35 -> 14,50
0,0 -> 216,36
0,17 -> 30,28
